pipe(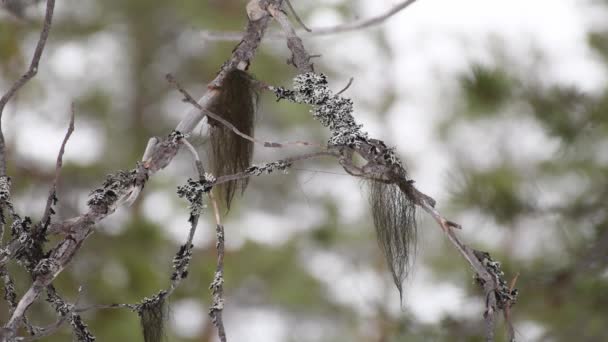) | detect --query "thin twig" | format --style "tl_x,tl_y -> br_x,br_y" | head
336,77 -> 354,95
200,0 -> 419,42
208,190 -> 226,342
311,0 -> 418,35
168,138 -> 204,295
268,4 -> 314,74
17,287 -> 84,342
74,303 -> 136,313
285,0 -> 311,32
40,105 -> 75,230
176,2 -> 274,133
213,150 -> 339,186
0,0 -> 56,176
503,273 -> 520,342
167,74 -> 322,148
484,296 -> 497,342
